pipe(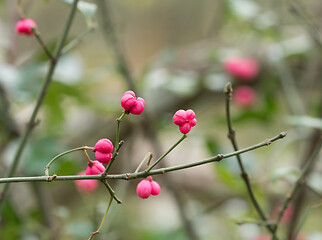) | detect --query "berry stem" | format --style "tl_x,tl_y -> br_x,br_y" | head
83,149 -> 92,163
44,146 -> 93,177
146,134 -> 187,172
